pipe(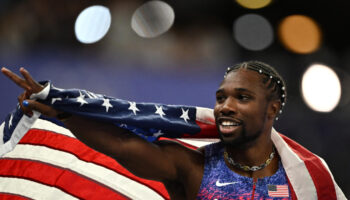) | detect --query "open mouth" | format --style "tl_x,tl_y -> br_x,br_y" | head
217,118 -> 242,135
